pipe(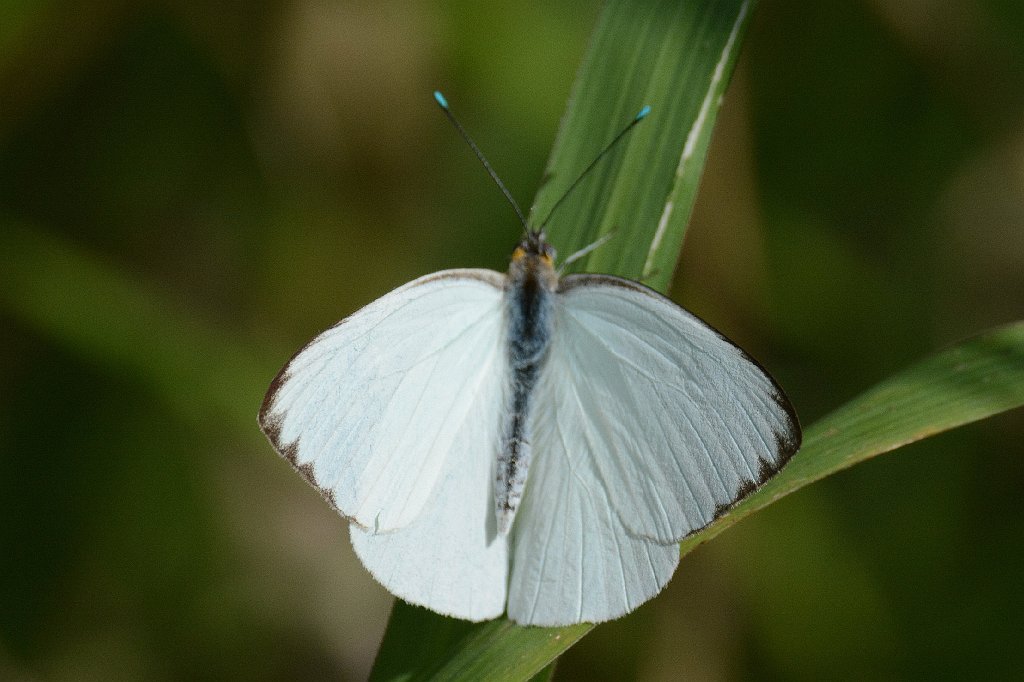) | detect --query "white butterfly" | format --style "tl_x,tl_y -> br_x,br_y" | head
259,227 -> 800,627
